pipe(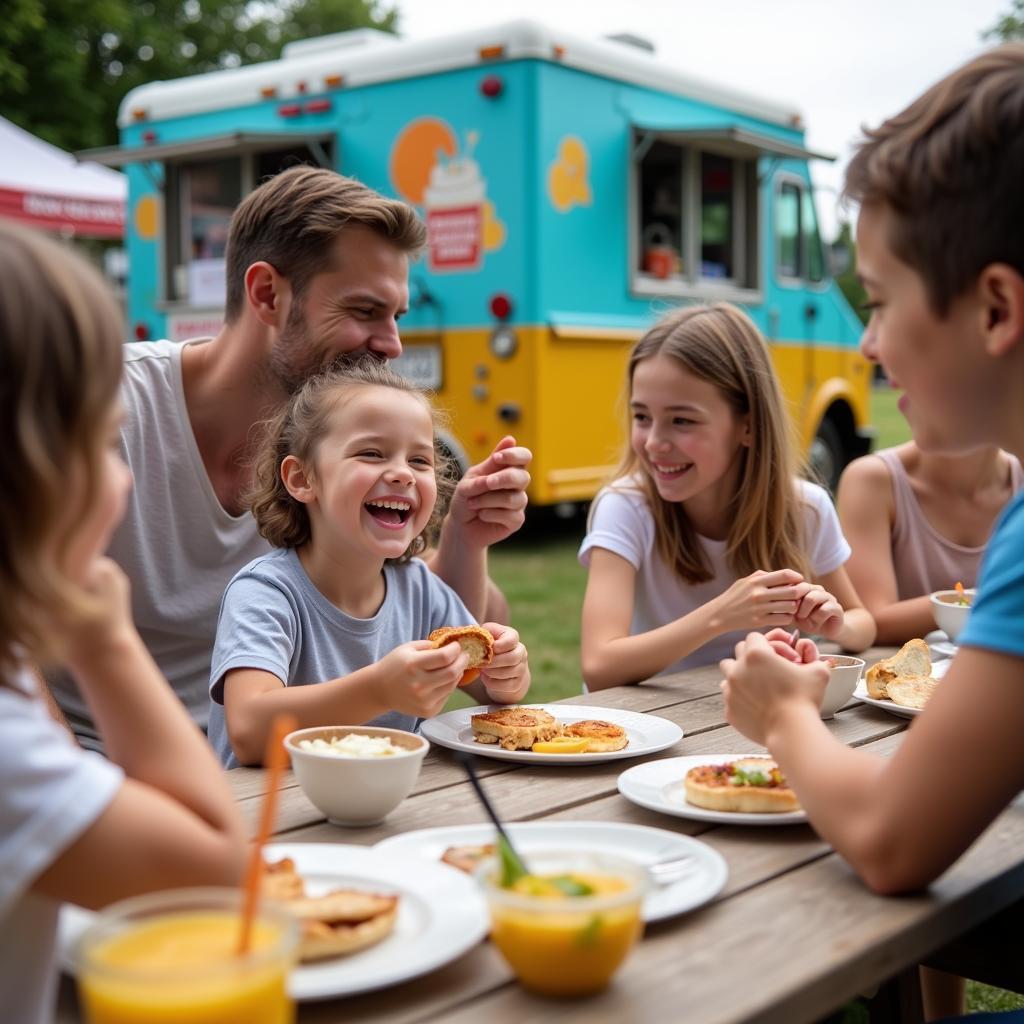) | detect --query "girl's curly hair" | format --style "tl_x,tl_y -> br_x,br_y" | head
248,355 -> 456,563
